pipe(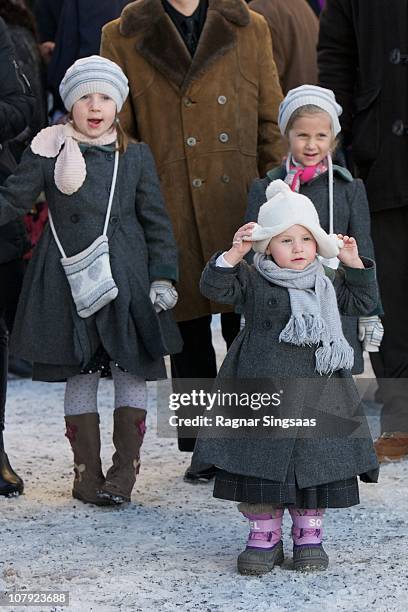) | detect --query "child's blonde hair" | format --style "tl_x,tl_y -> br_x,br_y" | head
285,104 -> 339,152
